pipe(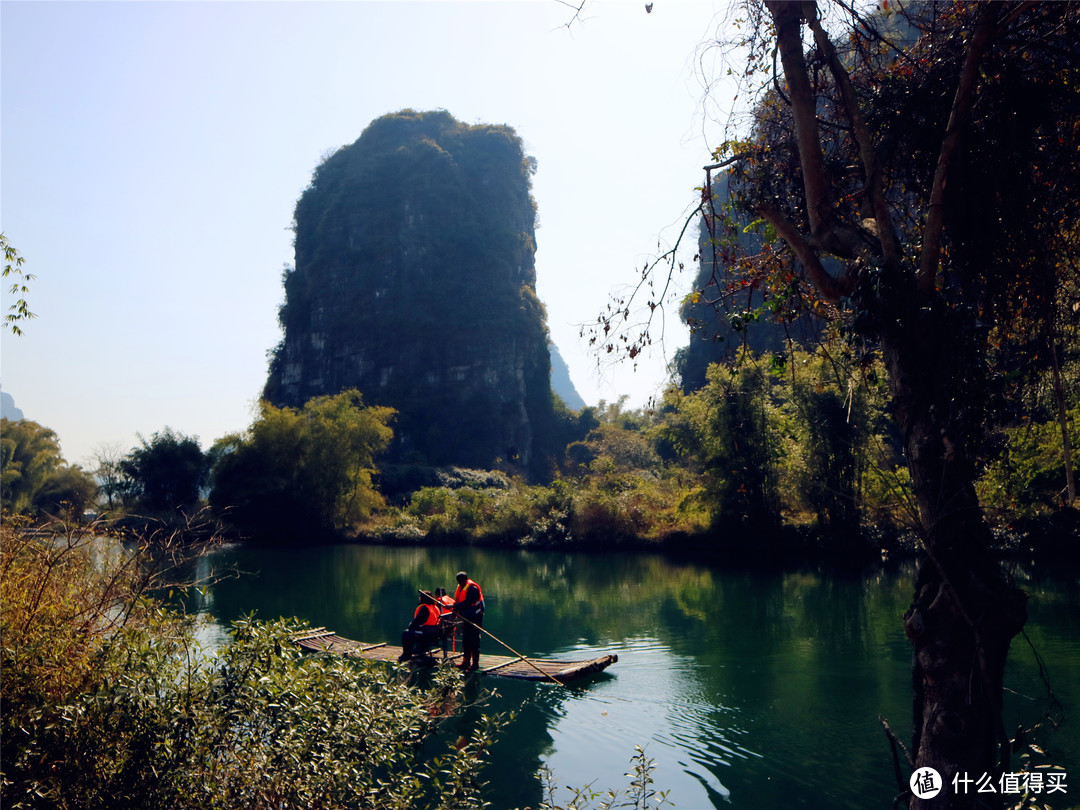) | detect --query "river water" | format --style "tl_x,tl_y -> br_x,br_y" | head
188,543 -> 1079,810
